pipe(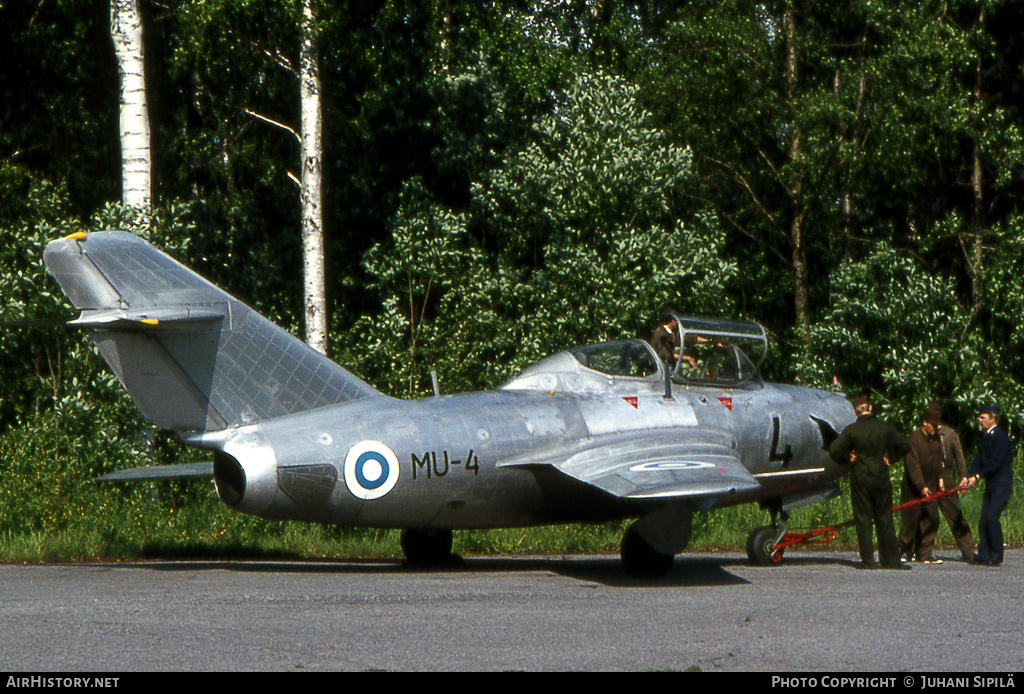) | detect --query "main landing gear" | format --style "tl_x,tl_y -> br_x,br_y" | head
400,528 -> 458,567
620,525 -> 675,578
619,506 -> 693,578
